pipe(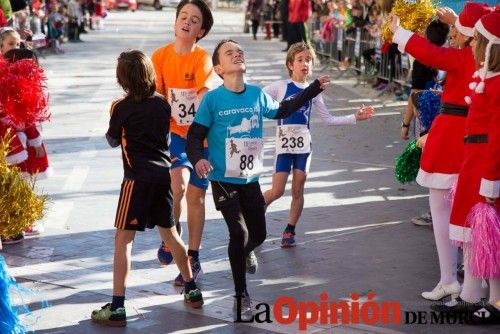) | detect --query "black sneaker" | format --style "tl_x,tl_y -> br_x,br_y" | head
431,297 -> 484,313
472,303 -> 500,325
